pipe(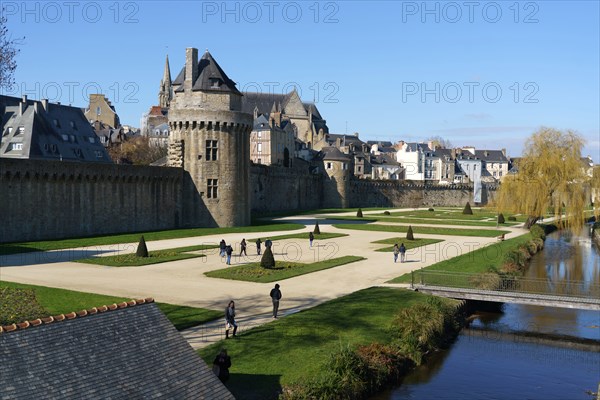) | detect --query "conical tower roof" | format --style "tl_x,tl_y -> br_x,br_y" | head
172,50 -> 241,95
